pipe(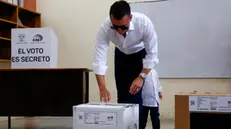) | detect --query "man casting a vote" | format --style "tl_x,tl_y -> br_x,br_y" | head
92,1 -> 159,129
